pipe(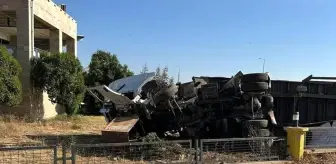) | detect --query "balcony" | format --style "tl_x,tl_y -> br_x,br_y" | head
1,44 -> 49,58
